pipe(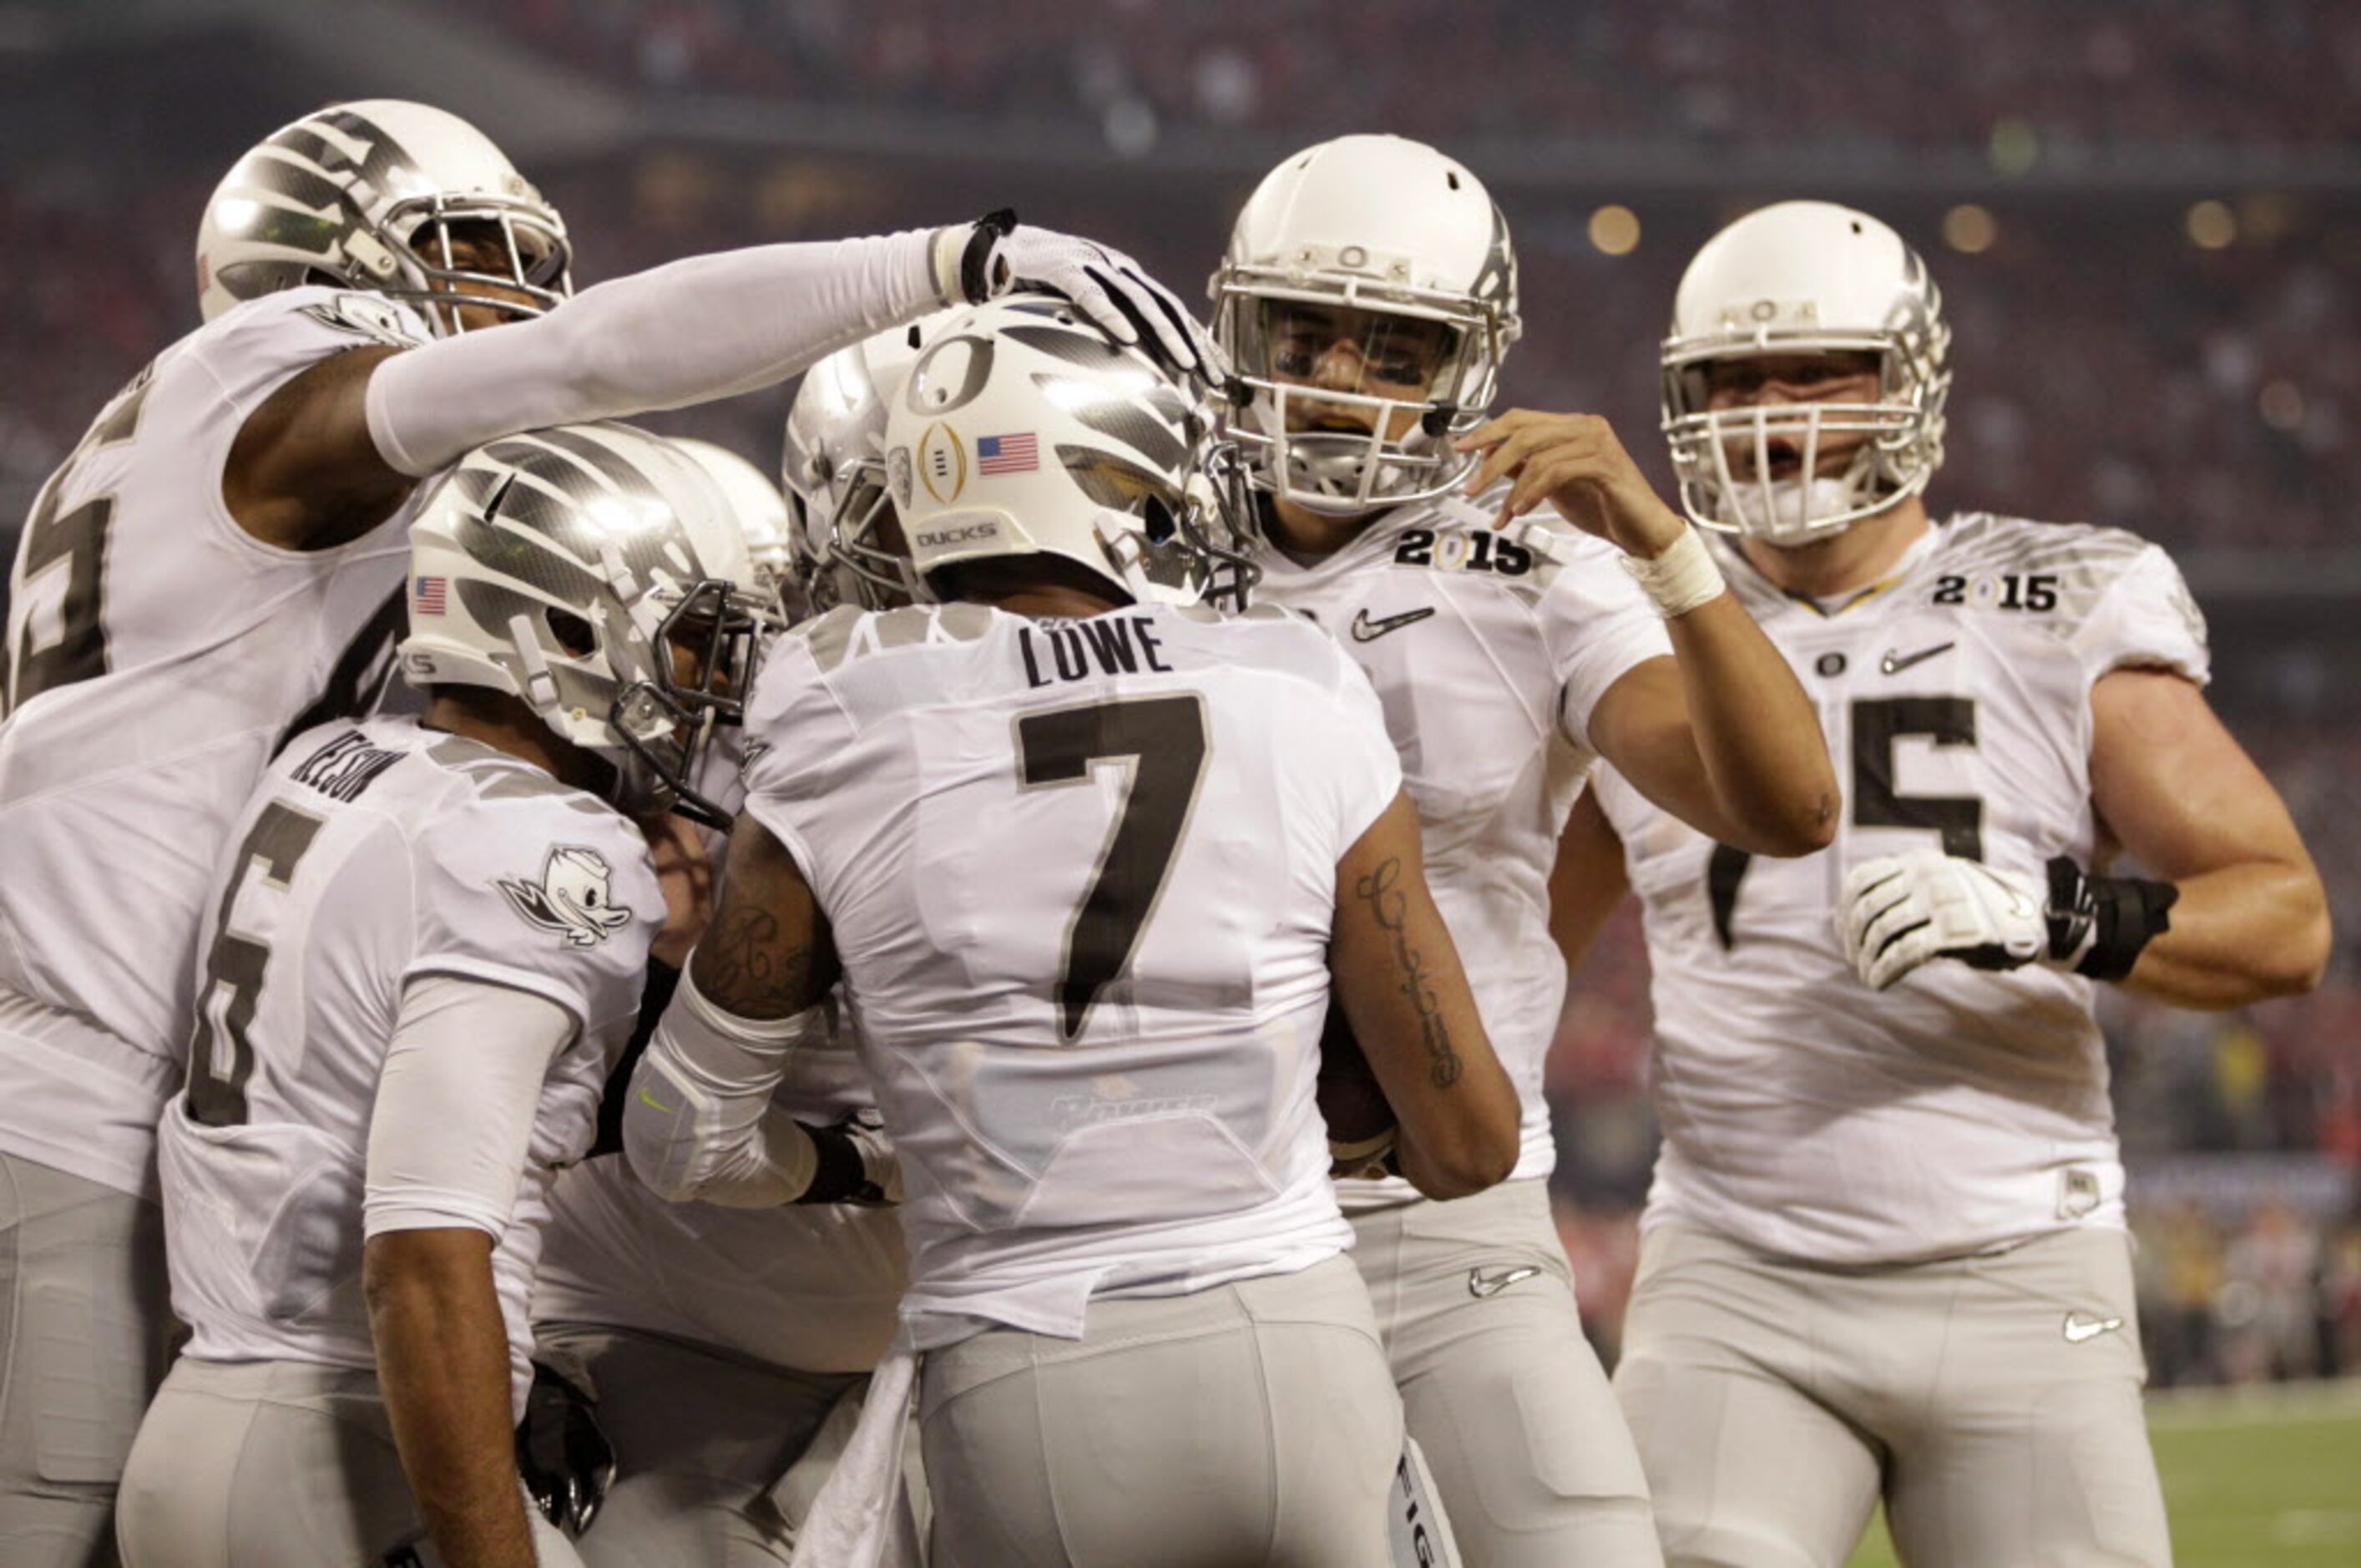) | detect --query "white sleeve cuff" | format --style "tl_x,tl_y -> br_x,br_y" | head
624,965 -> 832,1206
362,974 -> 576,1240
